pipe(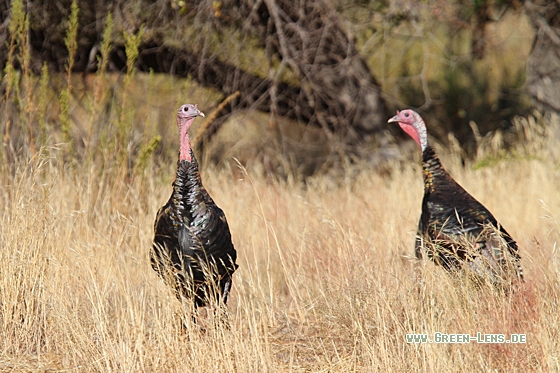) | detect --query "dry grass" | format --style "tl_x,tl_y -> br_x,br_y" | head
0,128 -> 558,372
